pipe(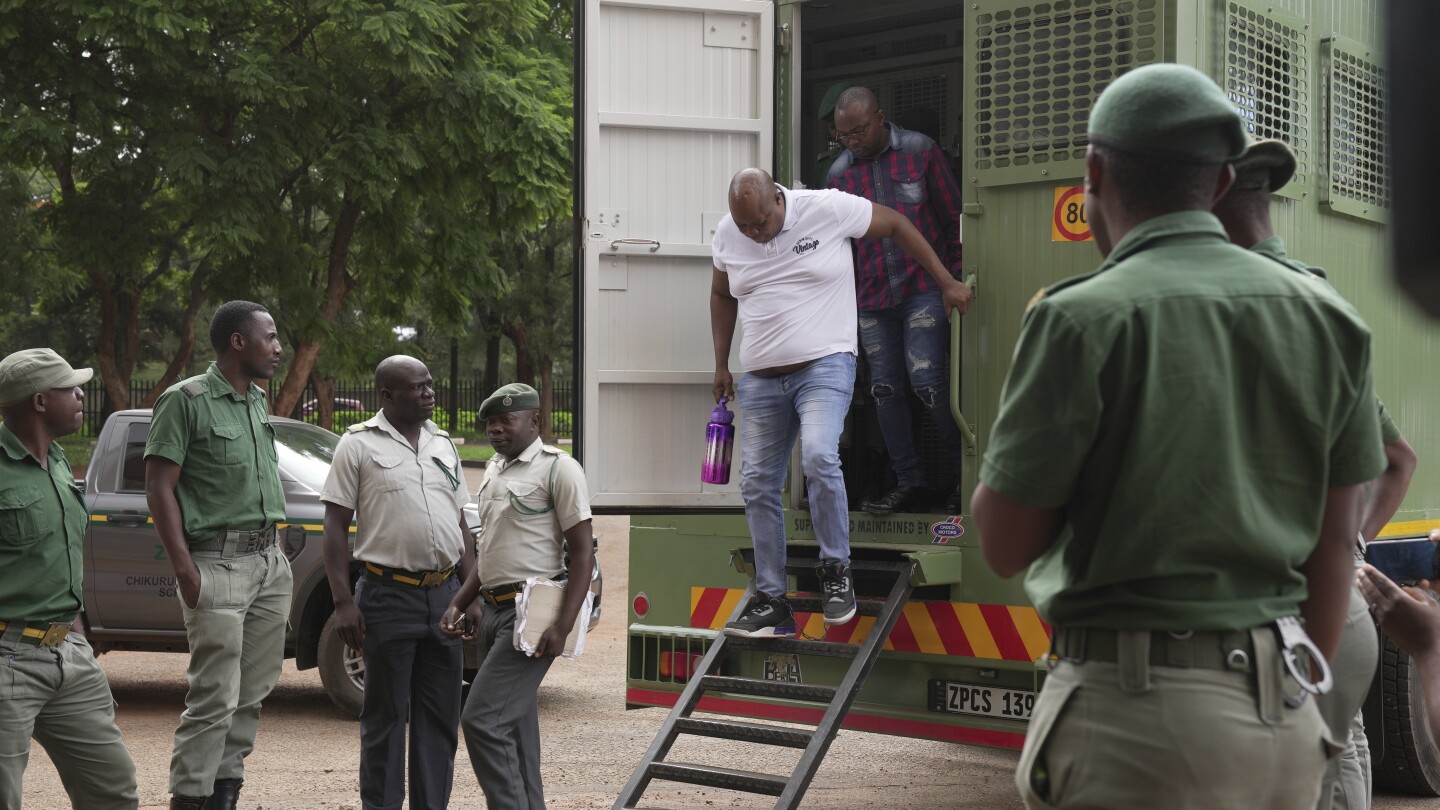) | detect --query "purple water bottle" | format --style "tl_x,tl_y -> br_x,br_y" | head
702,397 -> 735,485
